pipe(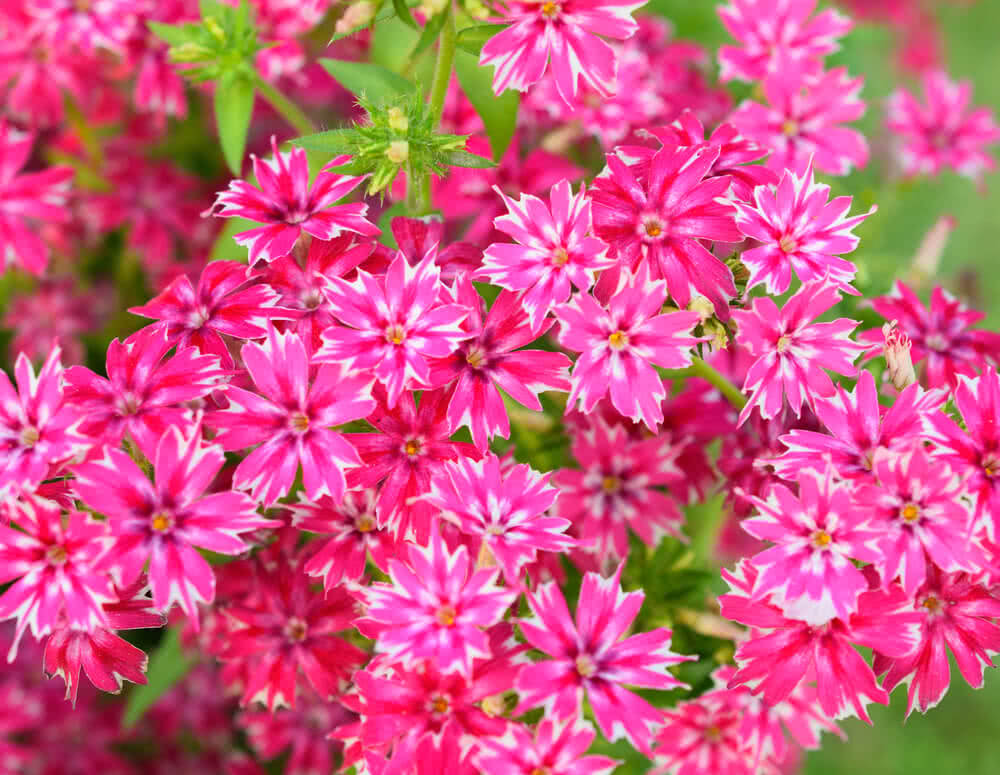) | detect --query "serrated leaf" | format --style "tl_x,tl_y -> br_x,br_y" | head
214,74 -> 256,175
292,129 -> 359,154
123,629 -> 195,727
147,21 -> 201,47
411,8 -> 450,59
441,149 -> 497,169
320,58 -> 415,105
392,0 -> 418,28
453,49 -> 518,161
455,23 -> 508,56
